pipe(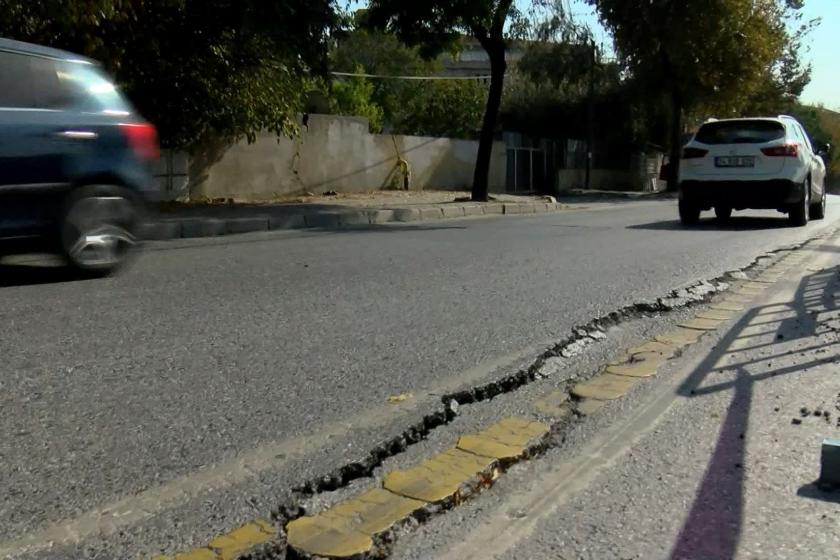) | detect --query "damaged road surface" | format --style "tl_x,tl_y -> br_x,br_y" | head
2,199 -> 840,559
